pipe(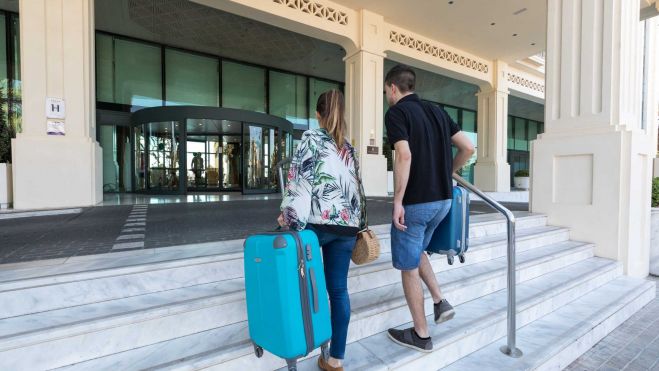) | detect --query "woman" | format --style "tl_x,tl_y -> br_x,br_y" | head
278,89 -> 365,371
